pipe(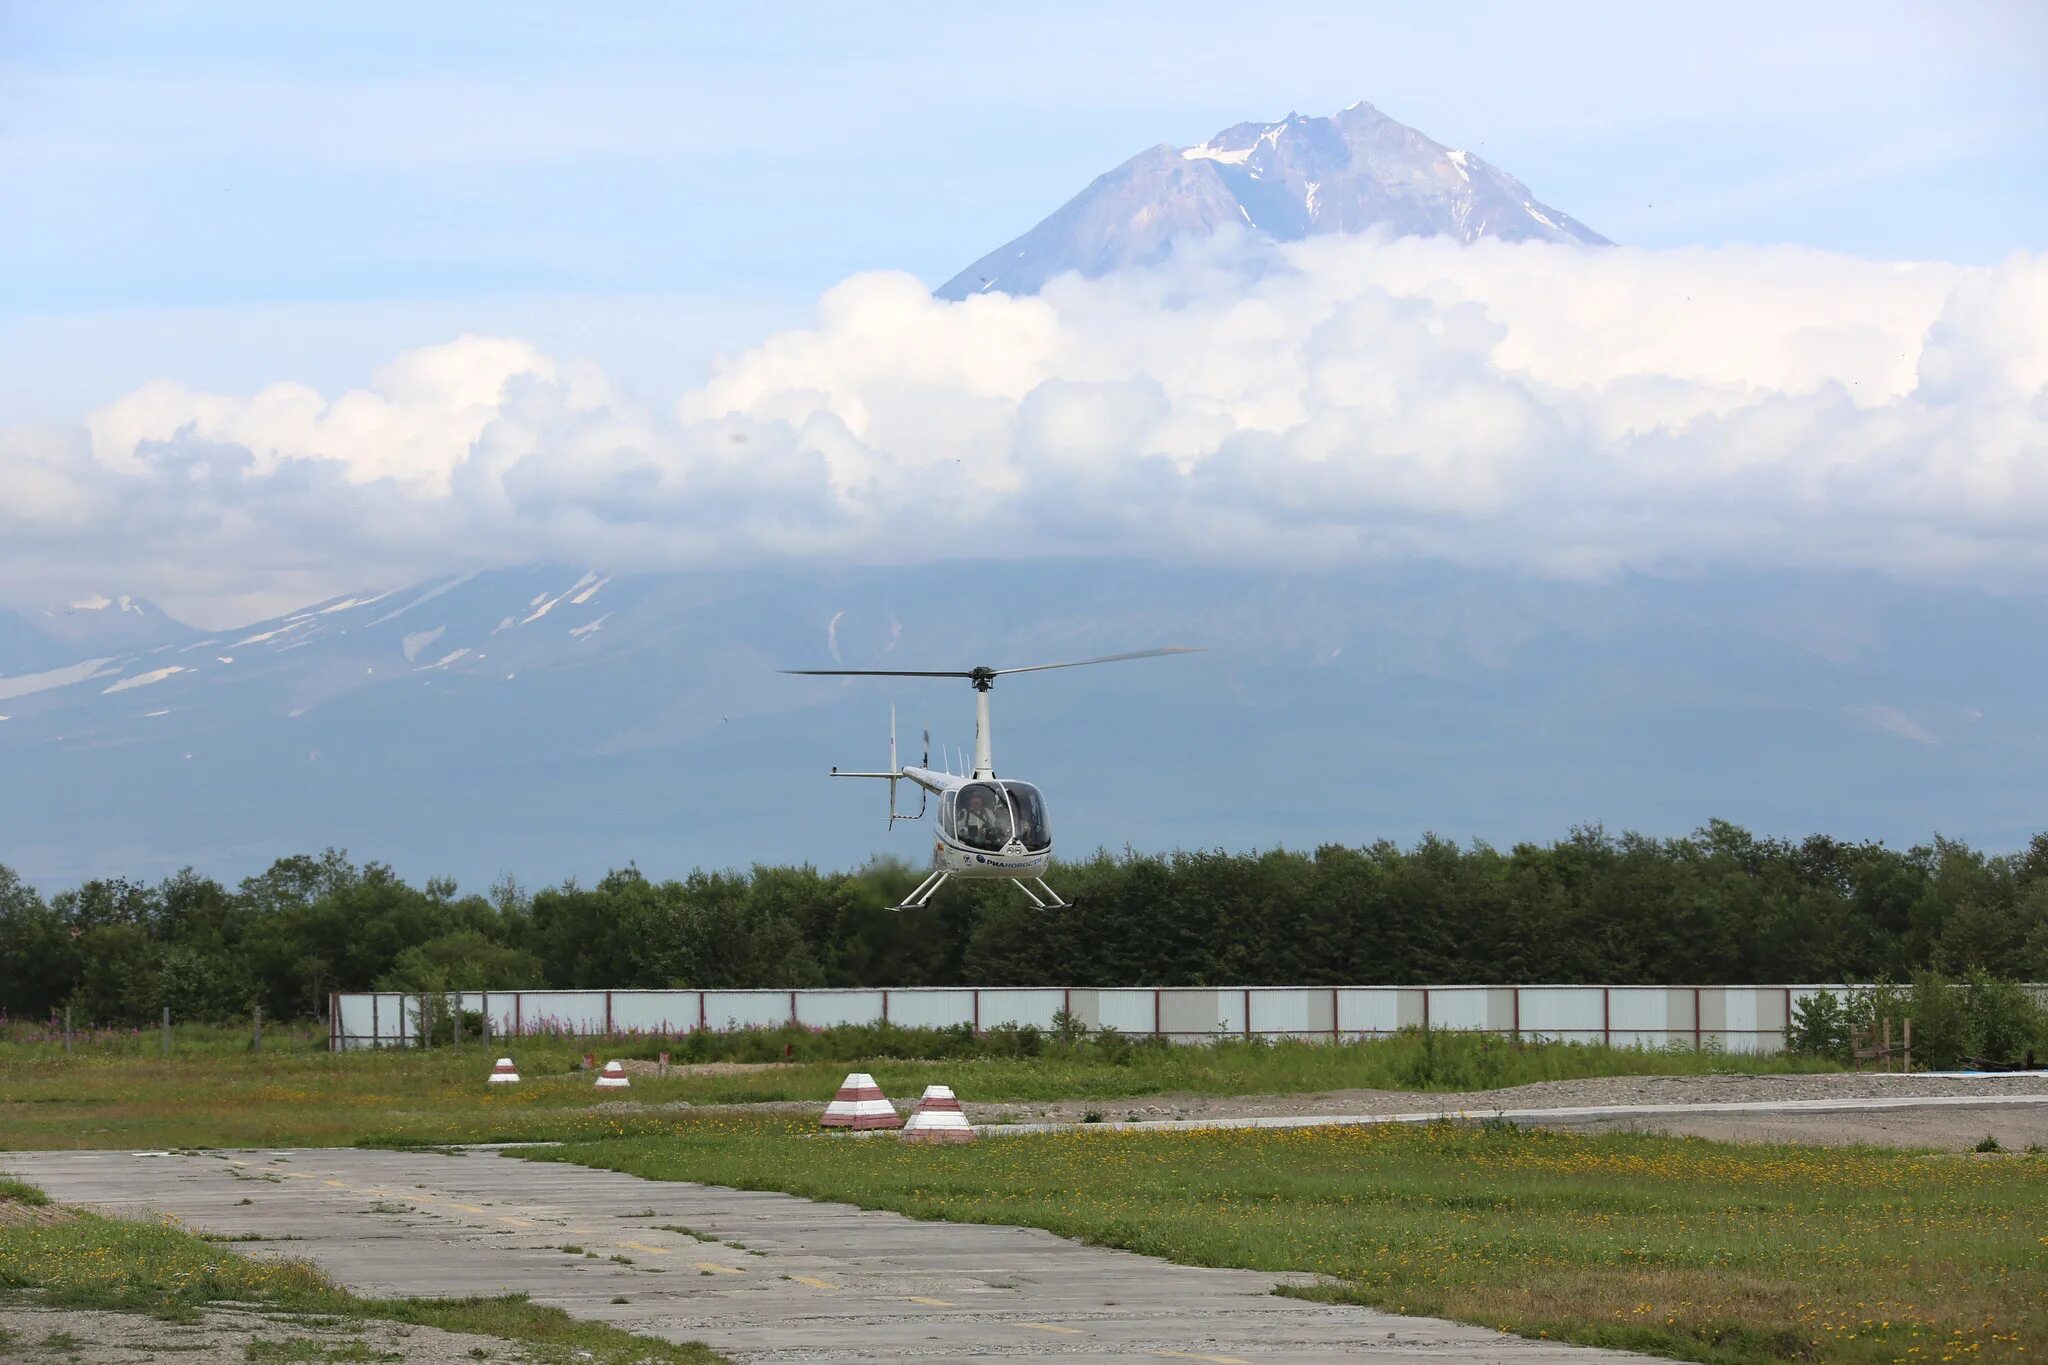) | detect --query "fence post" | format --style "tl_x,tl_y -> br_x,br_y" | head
1152,987 -> 1162,1039
697,991 -> 706,1034
371,995 -> 379,1048
1903,1016 -> 1912,1072
1693,986 -> 1702,1051
1882,1016 -> 1892,1074
482,992 -> 492,1049
788,989 -> 798,1028
422,993 -> 433,1050
1601,987 -> 1611,1048
63,1004 -> 73,1055
514,993 -> 522,1038
1511,986 -> 1521,1039
329,992 -> 338,1051
251,1004 -> 263,1053
1243,987 -> 1251,1040
605,990 -> 614,1039
972,988 -> 981,1034
161,1006 -> 171,1056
